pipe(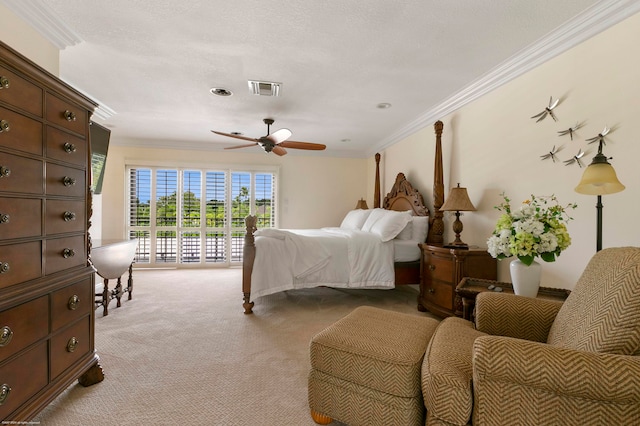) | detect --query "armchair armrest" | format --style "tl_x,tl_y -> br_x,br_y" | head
474,292 -> 563,342
472,335 -> 640,424
474,335 -> 640,401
